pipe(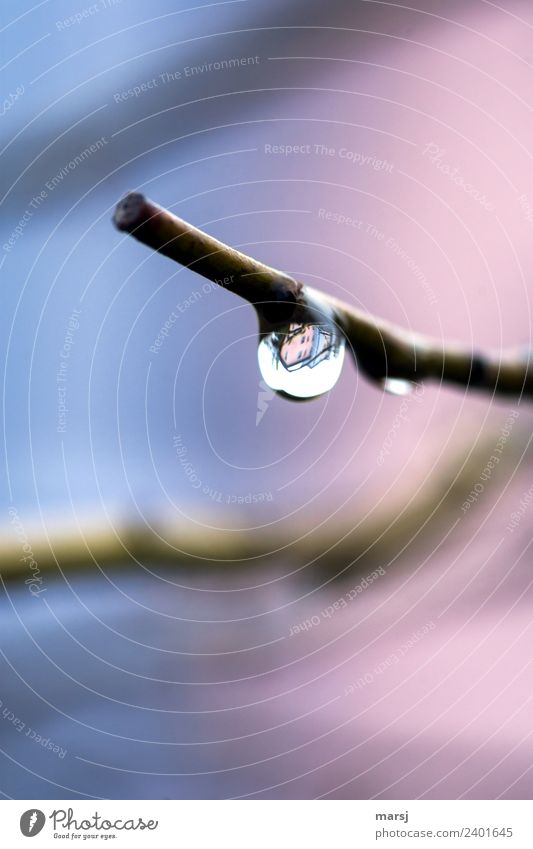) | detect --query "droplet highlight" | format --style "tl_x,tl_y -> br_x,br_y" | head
257,322 -> 345,400
380,377 -> 414,396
